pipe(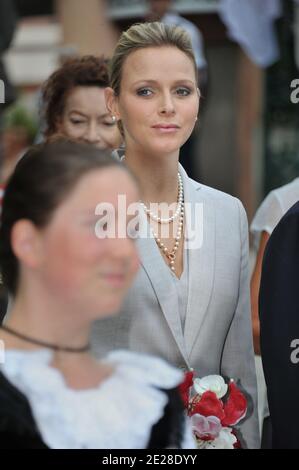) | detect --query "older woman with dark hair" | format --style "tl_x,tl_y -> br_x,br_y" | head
41,56 -> 123,150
